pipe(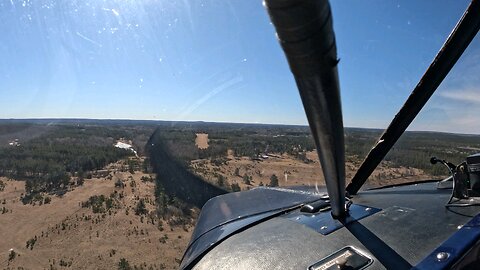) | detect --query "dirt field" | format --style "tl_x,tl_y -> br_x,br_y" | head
191,150 -> 436,191
194,134 -> 209,149
0,158 -> 193,270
